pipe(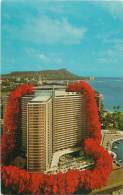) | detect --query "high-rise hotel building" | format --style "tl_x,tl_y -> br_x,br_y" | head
53,91 -> 88,153
27,96 -> 53,172
26,89 -> 88,172
3,86 -> 101,172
